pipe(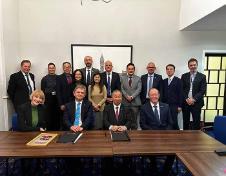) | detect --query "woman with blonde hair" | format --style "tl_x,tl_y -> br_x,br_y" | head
17,89 -> 47,131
